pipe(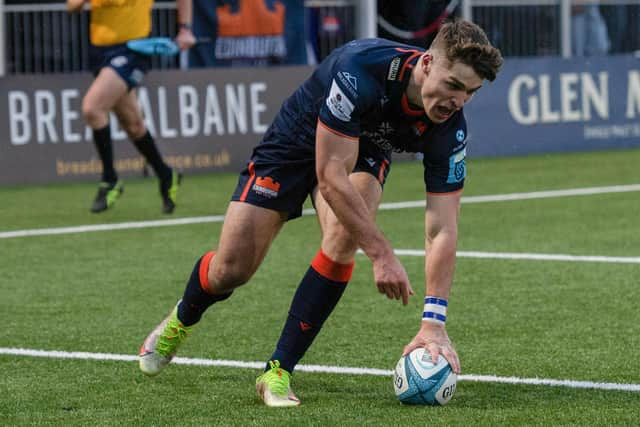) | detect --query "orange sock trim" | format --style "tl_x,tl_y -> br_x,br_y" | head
311,249 -> 354,283
199,251 -> 216,292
